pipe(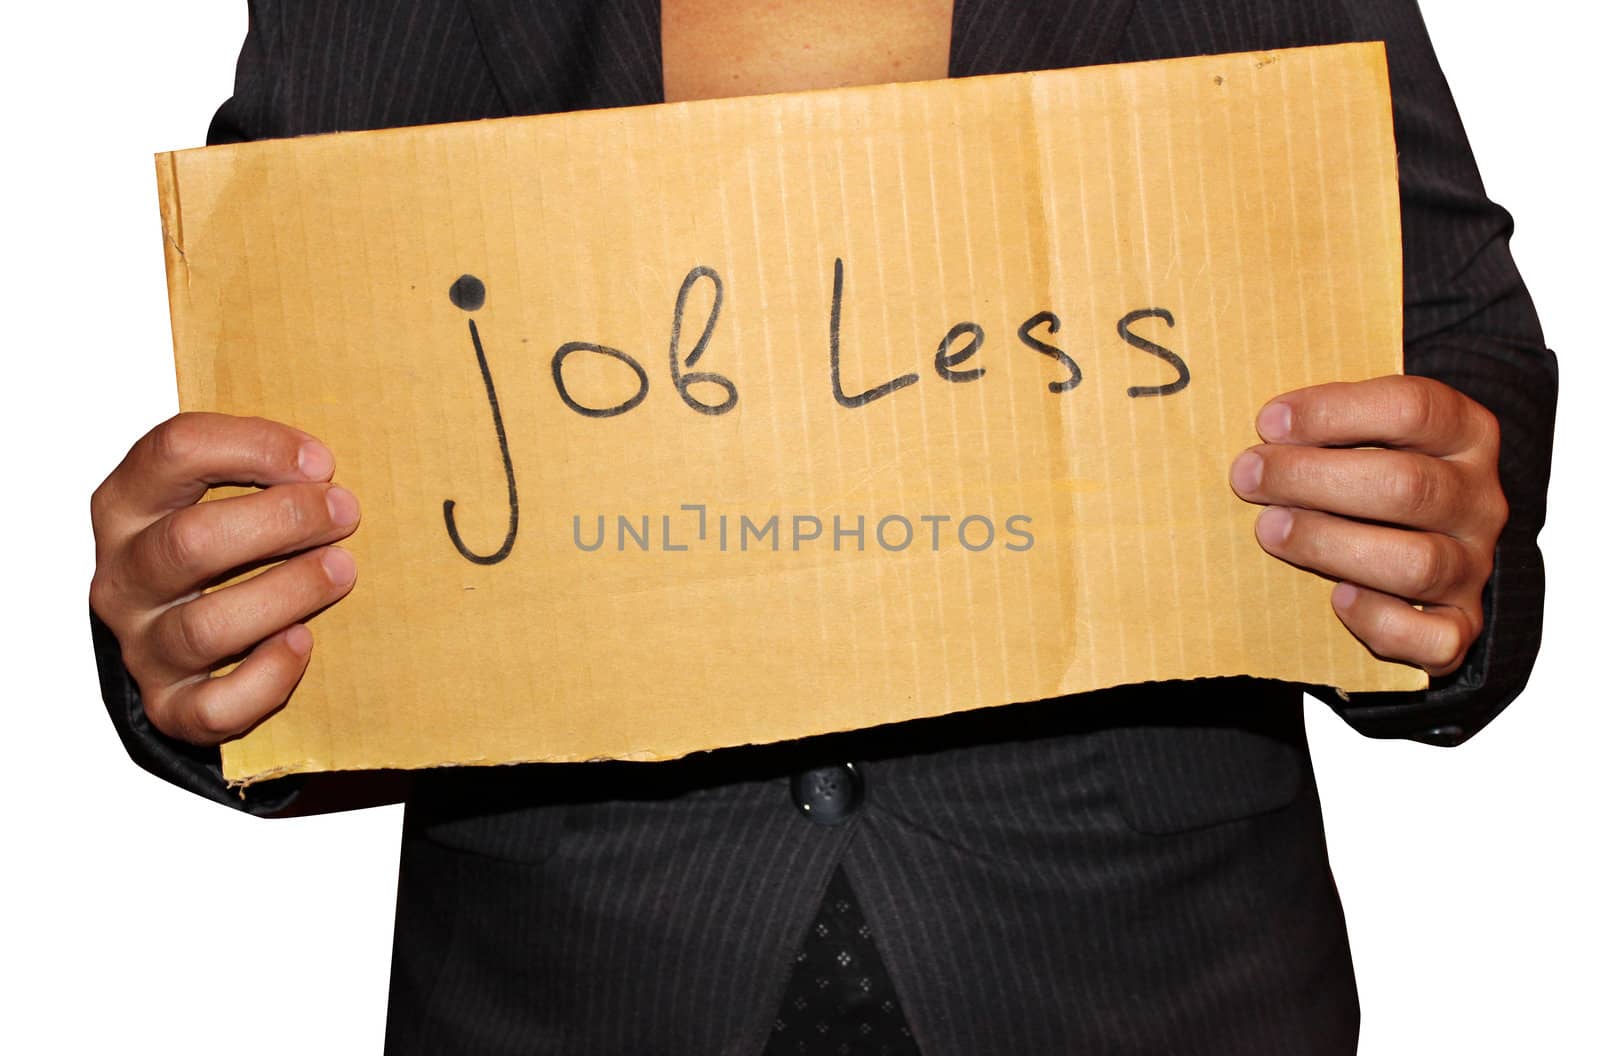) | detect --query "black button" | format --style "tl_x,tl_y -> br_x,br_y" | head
1418,724 -> 1468,747
791,763 -> 864,825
